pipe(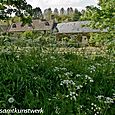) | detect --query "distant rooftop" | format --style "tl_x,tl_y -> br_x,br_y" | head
57,21 -> 107,33
8,20 -> 53,32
